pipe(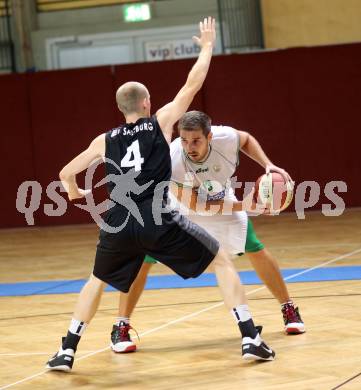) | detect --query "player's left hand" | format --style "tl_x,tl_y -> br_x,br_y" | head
192,17 -> 216,49
266,164 -> 293,183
